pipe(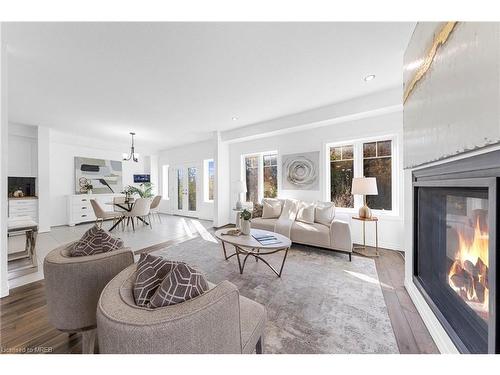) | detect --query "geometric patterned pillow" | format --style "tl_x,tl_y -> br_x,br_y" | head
133,253 -> 179,307
69,225 -> 124,257
149,262 -> 209,308
100,230 -> 124,252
